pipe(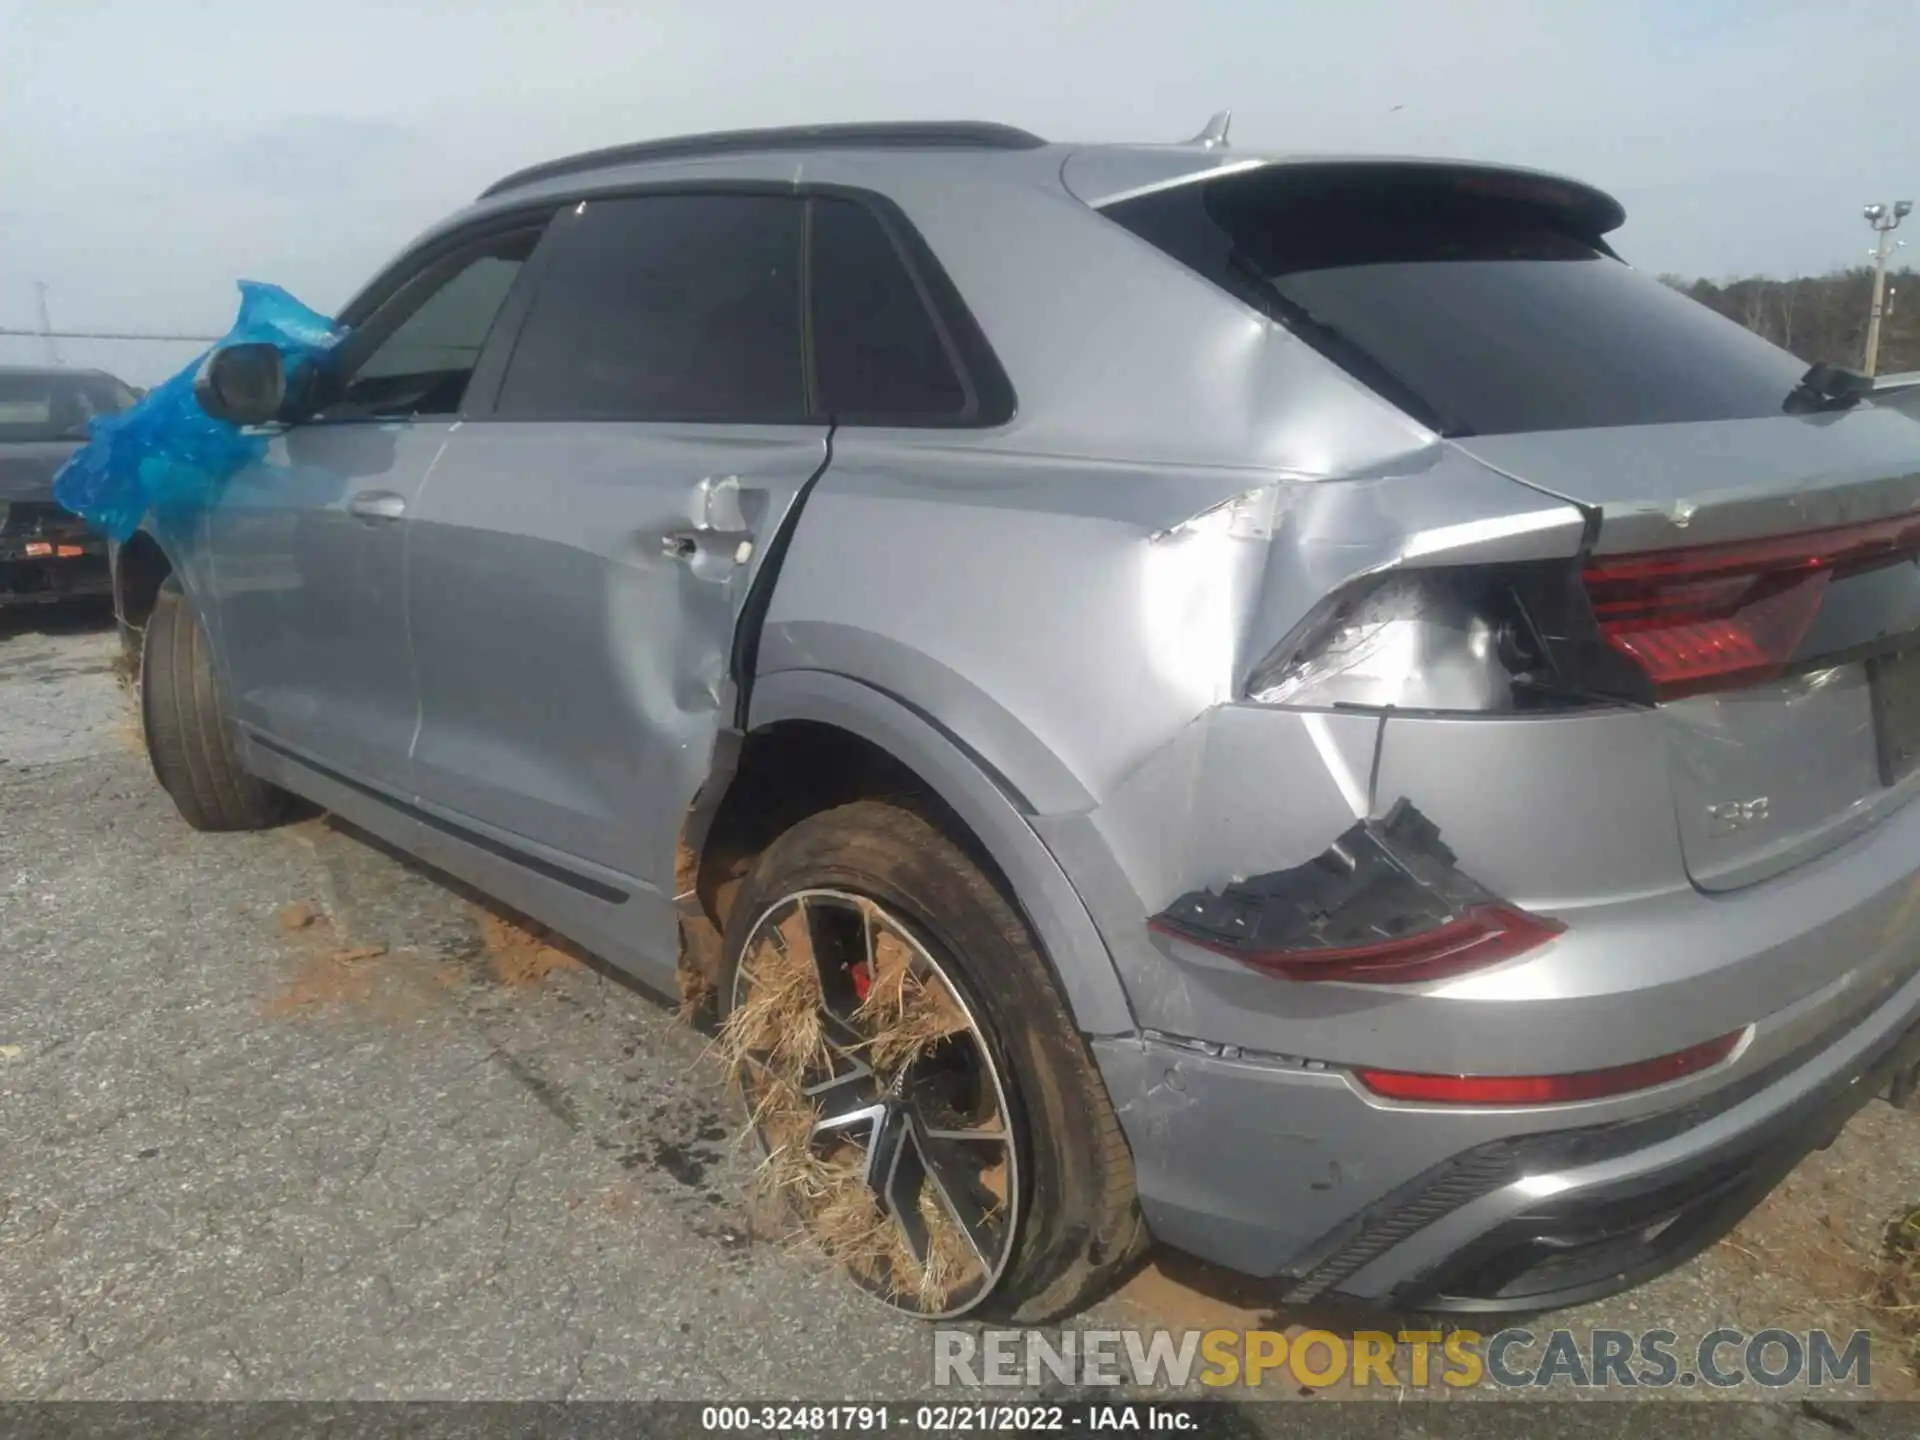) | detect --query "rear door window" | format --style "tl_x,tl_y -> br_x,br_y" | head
809,197 -> 969,422
1105,167 -> 1809,437
495,194 -> 807,423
